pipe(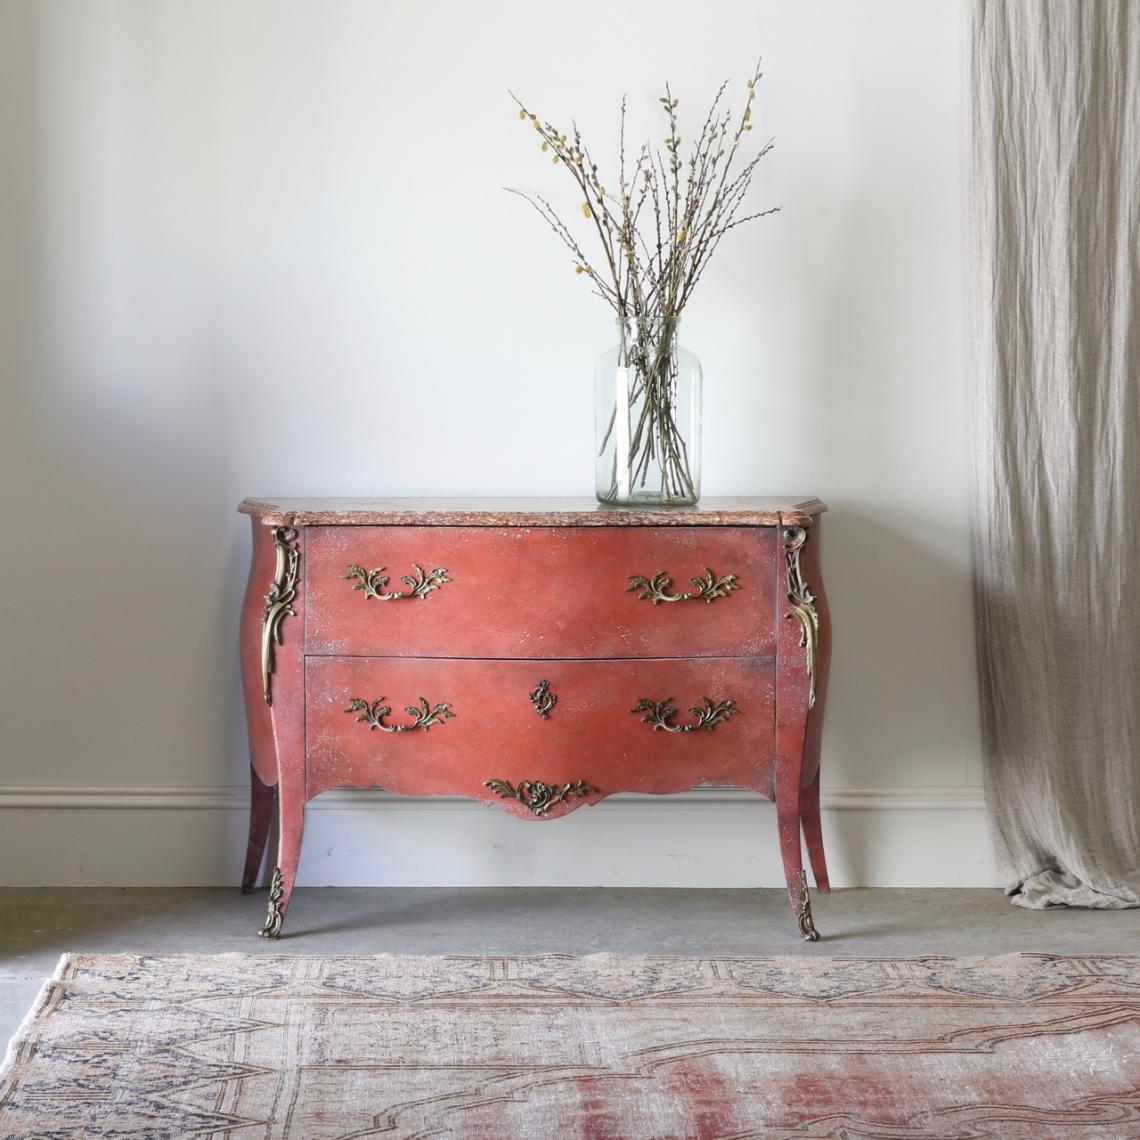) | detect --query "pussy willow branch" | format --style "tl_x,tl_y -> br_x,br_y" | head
507,59 -> 777,323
